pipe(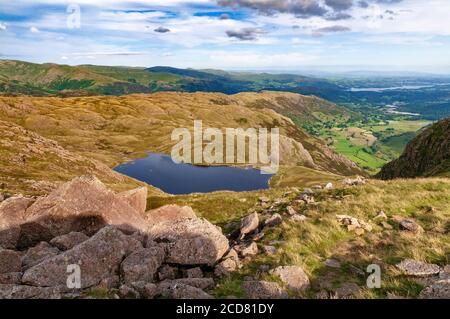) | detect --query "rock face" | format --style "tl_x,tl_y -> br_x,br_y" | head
145,205 -> 196,225
242,281 -> 288,299
49,232 -> 89,251
0,196 -> 35,249
20,176 -> 148,247
117,187 -> 148,215
396,259 -> 441,277
121,247 -> 164,284
21,226 -> 138,289
148,217 -> 229,266
271,266 -> 310,293
0,285 -> 62,299
22,242 -> 59,270
377,117 -> 450,179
